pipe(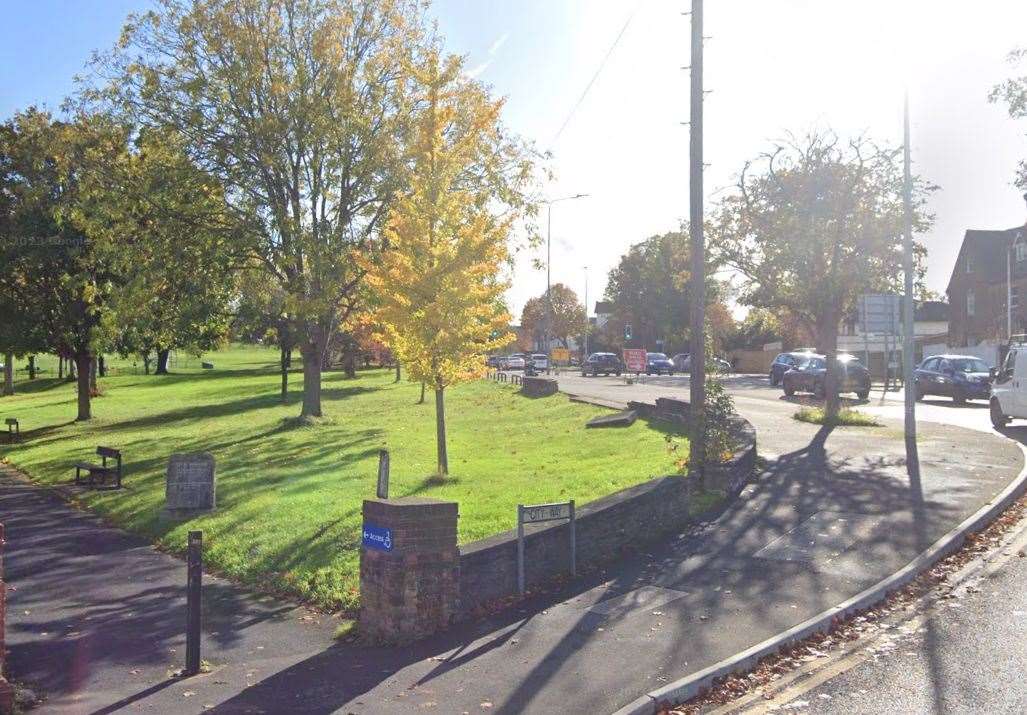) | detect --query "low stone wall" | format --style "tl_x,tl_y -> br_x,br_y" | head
457,405 -> 757,616
520,376 -> 558,397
